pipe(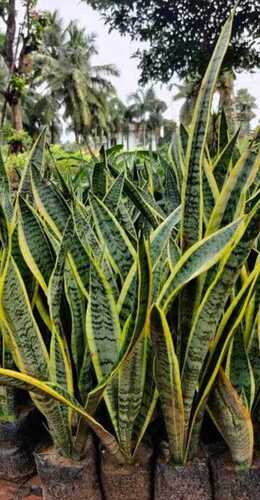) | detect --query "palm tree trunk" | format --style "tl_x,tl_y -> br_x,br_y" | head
12,98 -> 23,131
218,71 -> 237,133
